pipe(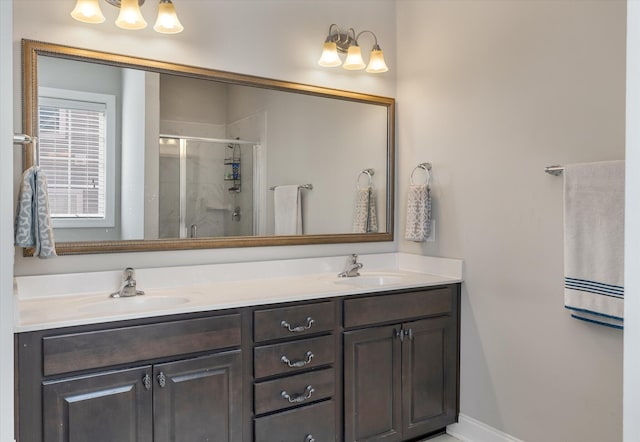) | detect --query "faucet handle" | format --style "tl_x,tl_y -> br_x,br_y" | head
124,267 -> 135,281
